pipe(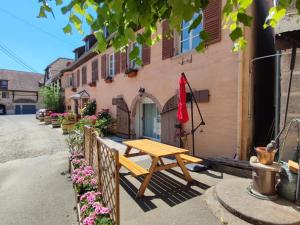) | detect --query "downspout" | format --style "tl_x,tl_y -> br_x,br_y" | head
274,50 -> 281,137
237,50 -> 244,160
